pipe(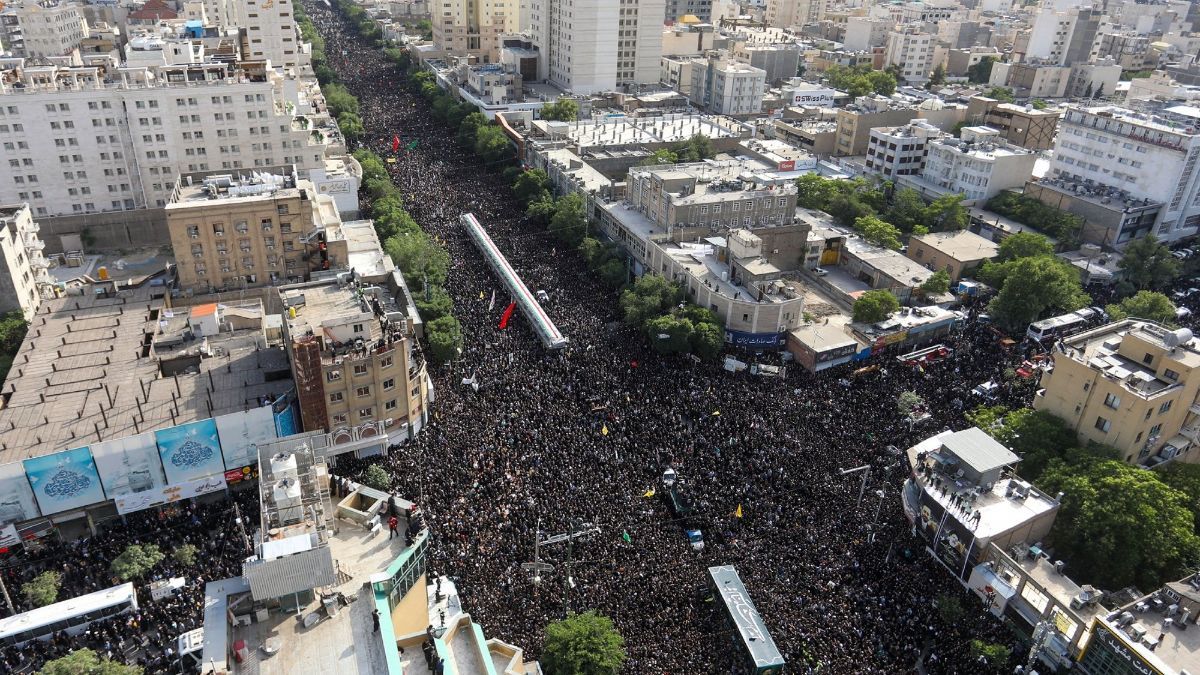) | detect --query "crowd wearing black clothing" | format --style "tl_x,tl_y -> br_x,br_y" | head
0,493 -> 259,674
302,2 -> 1036,672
